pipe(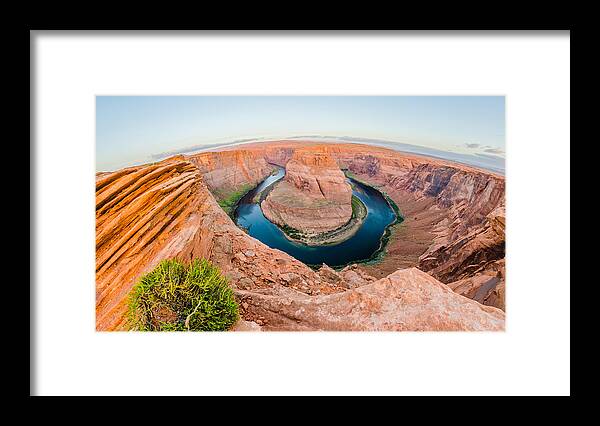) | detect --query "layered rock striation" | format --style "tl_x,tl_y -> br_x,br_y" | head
446,259 -> 506,311
261,149 -> 353,235
349,159 -> 505,309
187,149 -> 274,200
